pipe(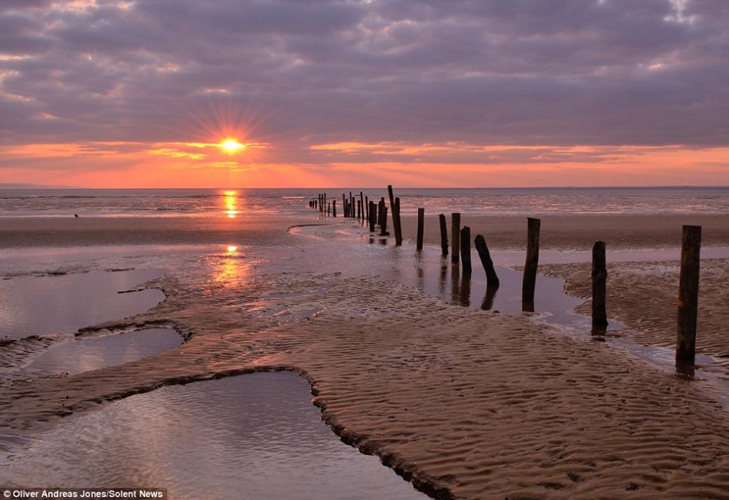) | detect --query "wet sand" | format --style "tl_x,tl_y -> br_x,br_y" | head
2,215 -> 729,498
1,213 -> 727,249
401,213 -> 729,250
